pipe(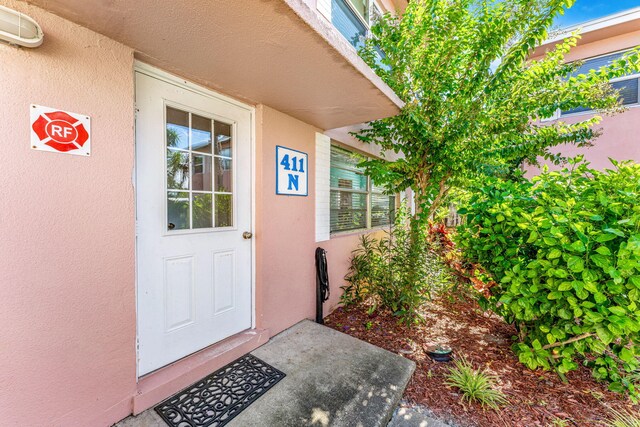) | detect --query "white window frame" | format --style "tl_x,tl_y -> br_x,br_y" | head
338,0 -> 385,30
329,144 -> 396,235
